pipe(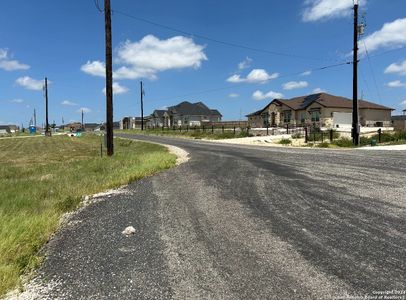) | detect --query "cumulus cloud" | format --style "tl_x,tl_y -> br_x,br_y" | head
61,100 -> 78,106
228,93 -> 240,98
302,0 -> 364,22
283,81 -> 309,90
0,48 -> 30,71
387,80 -> 406,88
81,60 -> 106,77
227,69 -> 278,84
384,59 -> 406,75
252,90 -> 284,101
15,76 -> 44,91
115,35 -> 207,80
238,57 -> 252,70
81,35 -> 207,80
77,107 -> 92,114
102,82 -> 129,95
360,18 -> 406,53
312,87 -> 327,93
301,70 -> 312,76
